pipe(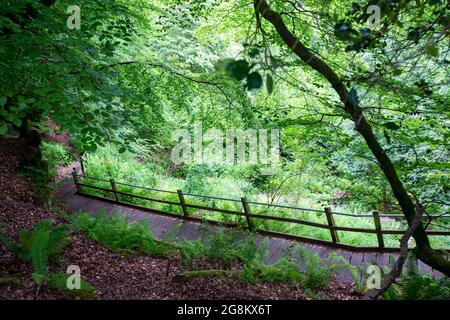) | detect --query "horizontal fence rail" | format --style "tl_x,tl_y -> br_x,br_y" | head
70,169 -> 450,250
